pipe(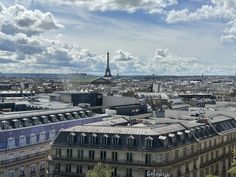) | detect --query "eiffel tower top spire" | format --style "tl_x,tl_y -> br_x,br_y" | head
104,52 -> 112,78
